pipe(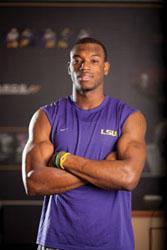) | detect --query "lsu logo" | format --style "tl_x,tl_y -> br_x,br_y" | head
101,129 -> 118,137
